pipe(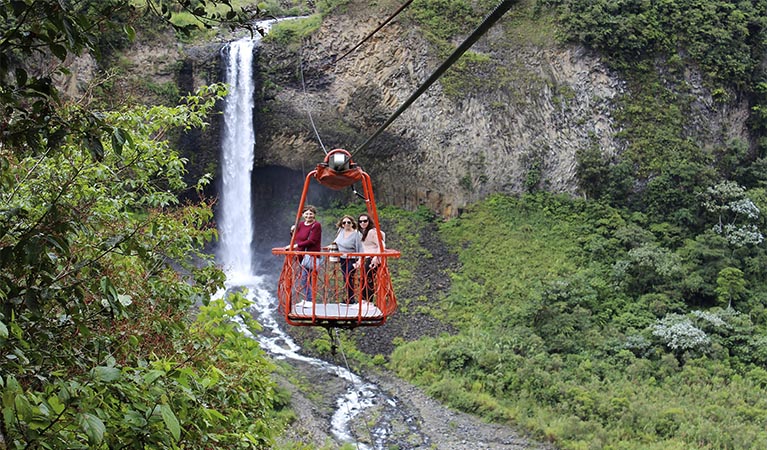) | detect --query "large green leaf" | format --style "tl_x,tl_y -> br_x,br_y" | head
47,396 -> 65,415
78,413 -> 105,445
160,404 -> 181,441
92,366 -> 121,382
